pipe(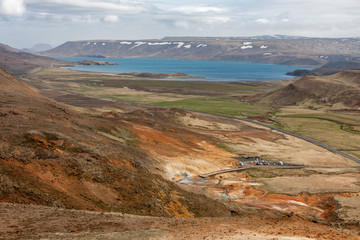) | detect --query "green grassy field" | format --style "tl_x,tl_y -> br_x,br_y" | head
26,68 -> 276,117
98,79 -> 276,96
154,97 -> 271,116
274,107 -> 360,159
